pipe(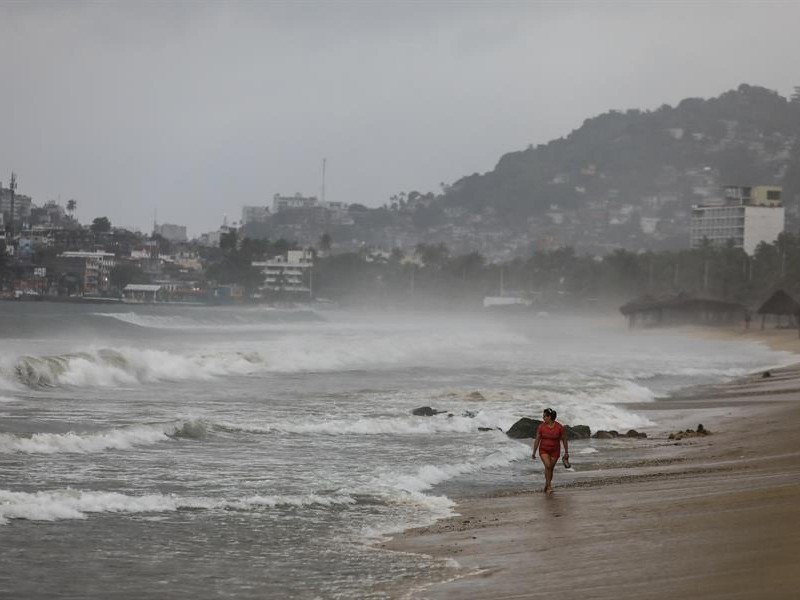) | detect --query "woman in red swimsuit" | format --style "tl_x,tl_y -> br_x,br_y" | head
532,408 -> 569,494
